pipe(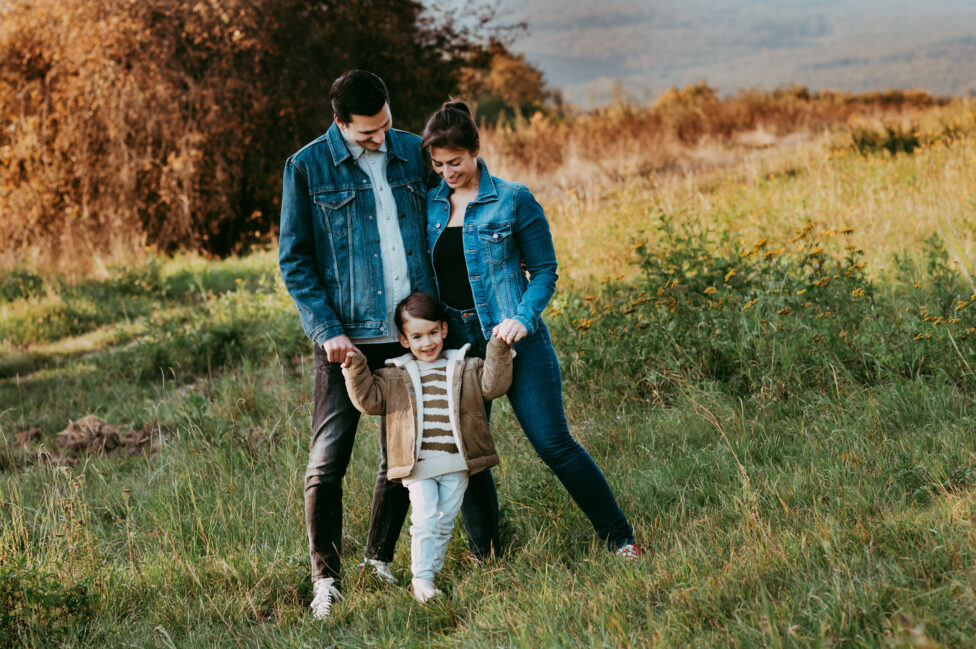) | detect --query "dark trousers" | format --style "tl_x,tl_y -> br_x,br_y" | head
446,307 -> 635,551
305,341 -> 408,585
306,339 -> 503,583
